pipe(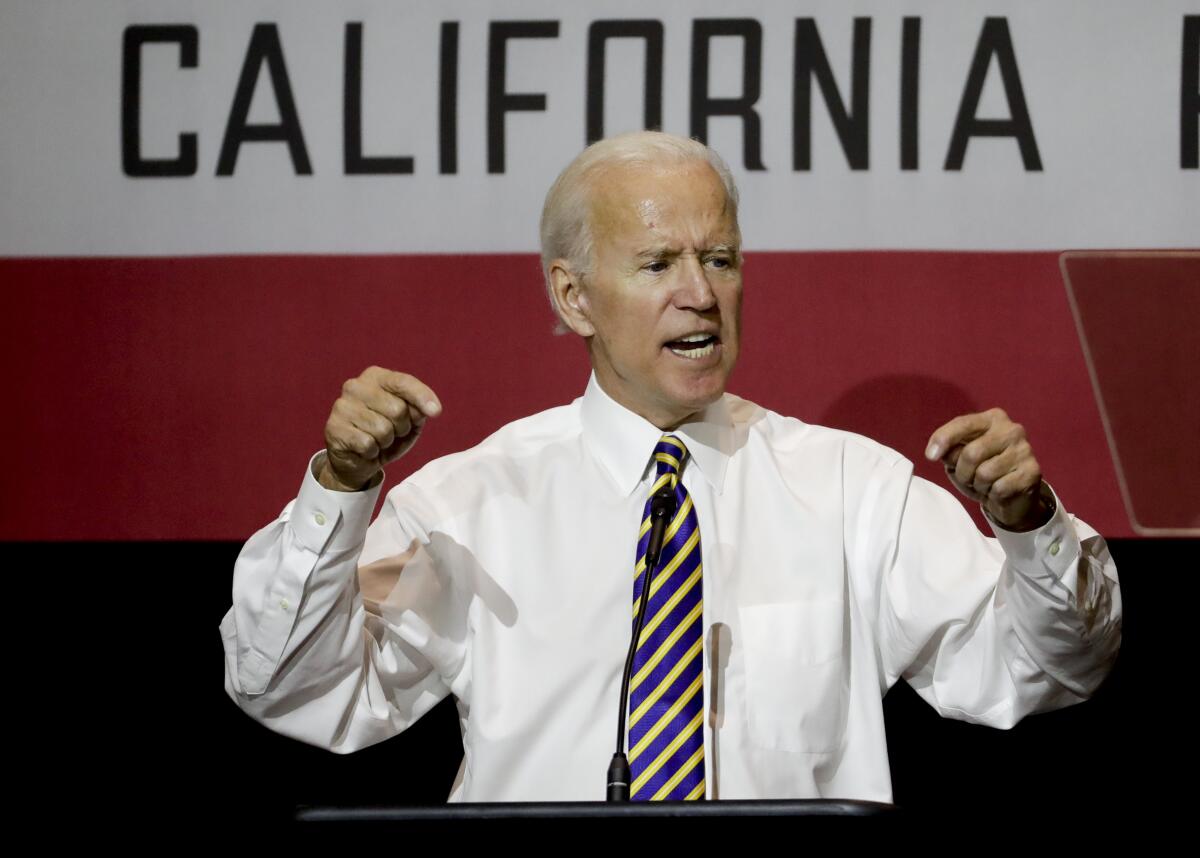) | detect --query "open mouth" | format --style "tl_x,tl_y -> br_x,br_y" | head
665,333 -> 720,359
